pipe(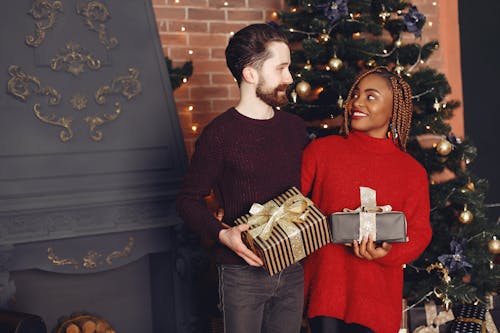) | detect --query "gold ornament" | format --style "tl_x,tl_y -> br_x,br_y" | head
394,61 -> 404,75
435,139 -> 452,156
488,236 -> 500,254
328,55 -> 343,71
290,90 -> 297,103
458,205 -> 473,224
365,59 -> 377,68
304,60 -> 312,71
466,180 -> 475,192
318,31 -> 330,44
295,81 -> 311,99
